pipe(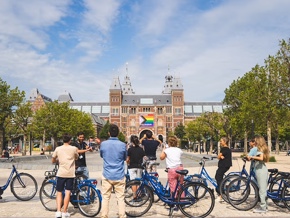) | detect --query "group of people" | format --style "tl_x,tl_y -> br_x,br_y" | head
51,125 -> 270,218
214,135 -> 270,214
